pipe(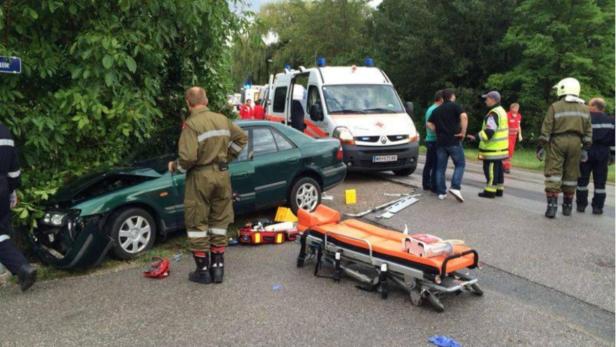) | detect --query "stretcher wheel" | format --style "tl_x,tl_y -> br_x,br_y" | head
425,292 -> 445,313
469,283 -> 483,296
409,289 -> 423,307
